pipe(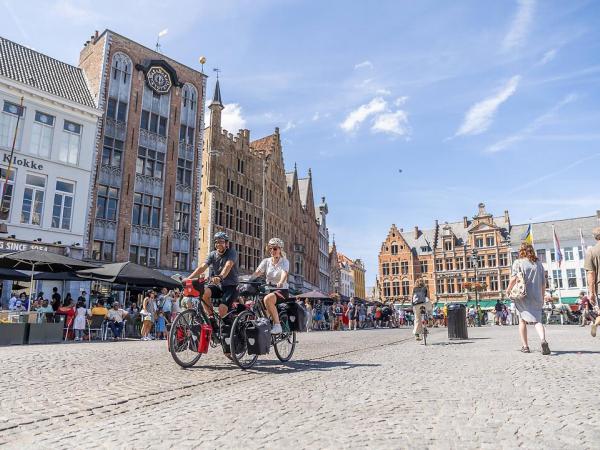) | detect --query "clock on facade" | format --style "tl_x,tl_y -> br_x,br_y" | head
146,66 -> 172,94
